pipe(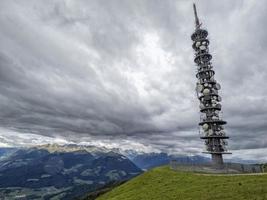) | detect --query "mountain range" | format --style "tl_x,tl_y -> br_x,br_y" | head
0,144 -> 256,199
130,152 -> 209,170
0,144 -> 141,199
